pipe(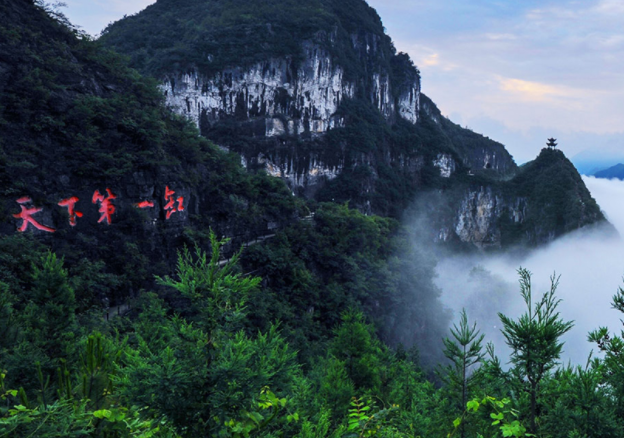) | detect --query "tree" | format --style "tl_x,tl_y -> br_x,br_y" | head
156,230 -> 260,336
498,268 -> 573,435
546,138 -> 557,149
26,252 -> 77,358
441,309 -> 485,438
131,233 -> 299,436
589,282 -> 624,424
329,312 -> 382,392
